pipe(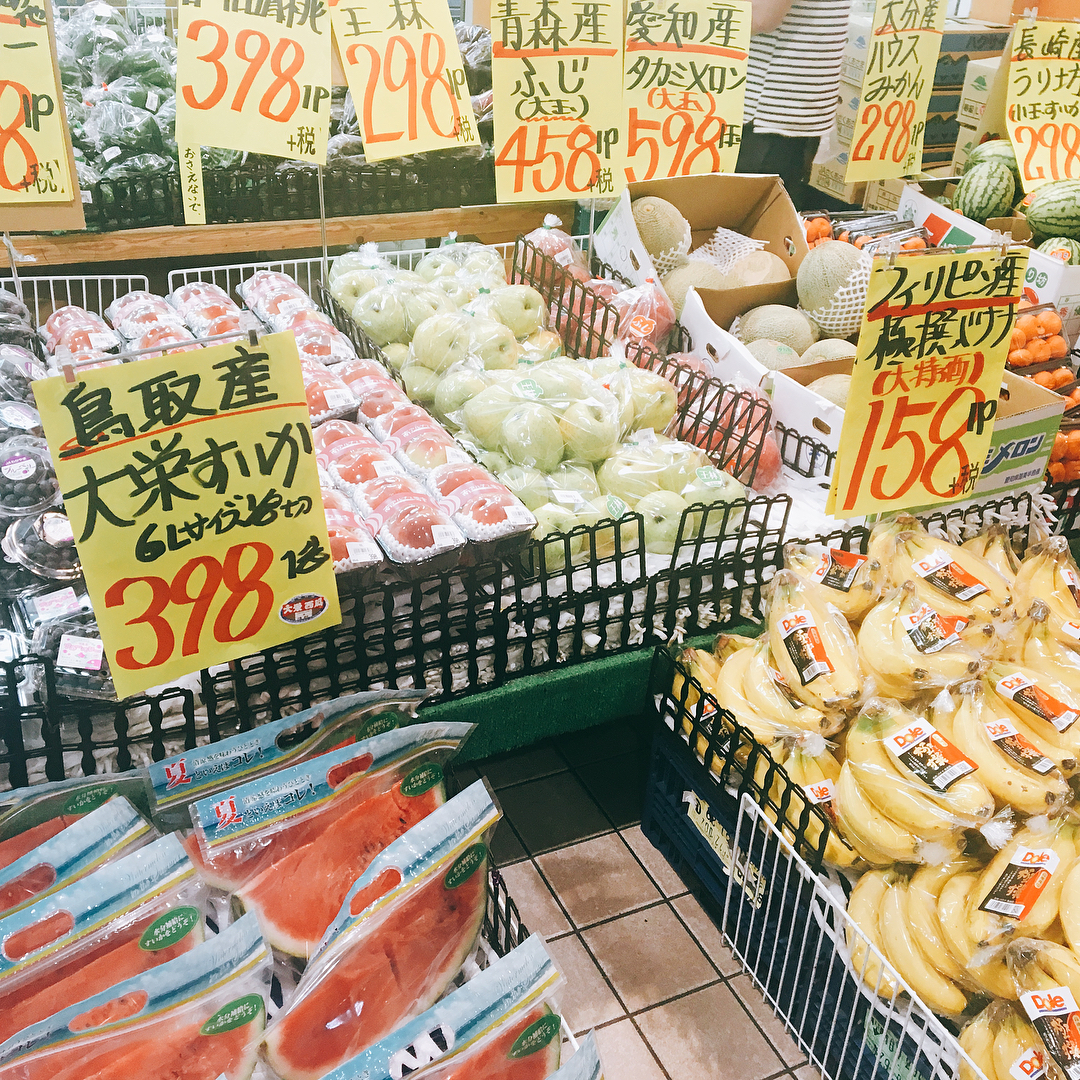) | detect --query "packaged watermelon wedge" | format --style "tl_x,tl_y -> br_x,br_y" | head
186,722 -> 474,956
148,688 -> 429,829
0,775 -> 152,871
0,912 -> 270,1080
0,833 -> 206,1045
0,797 -> 154,918
549,1034 -> 603,1080
322,935 -> 564,1080
262,780 -> 499,1080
